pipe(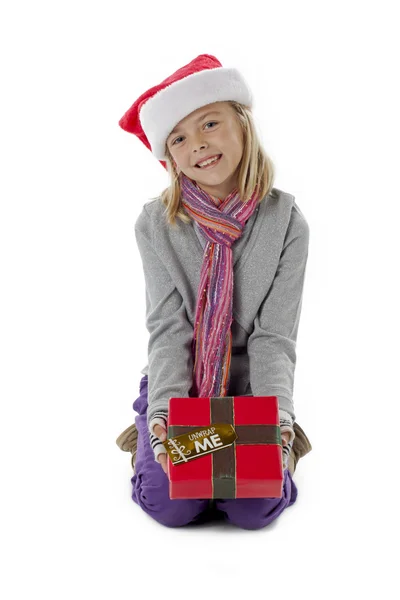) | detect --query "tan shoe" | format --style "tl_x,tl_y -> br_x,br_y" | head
116,423 -> 138,472
287,421 -> 312,476
287,453 -> 296,476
